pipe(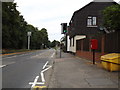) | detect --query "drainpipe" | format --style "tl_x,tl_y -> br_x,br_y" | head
101,35 -> 105,54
